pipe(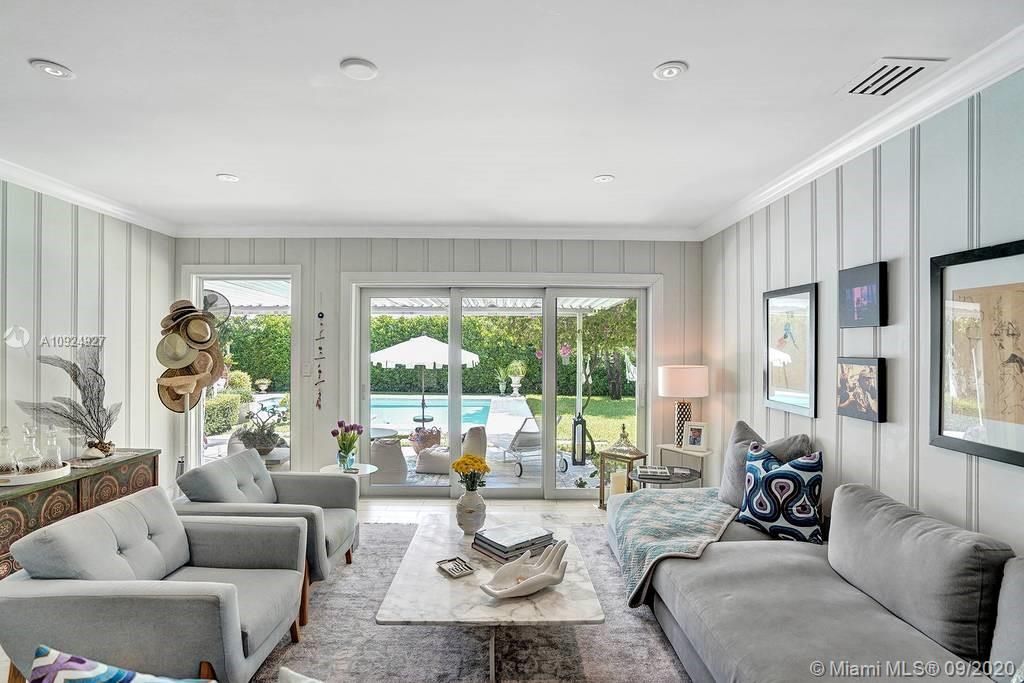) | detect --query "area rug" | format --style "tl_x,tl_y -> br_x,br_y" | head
253,523 -> 689,683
